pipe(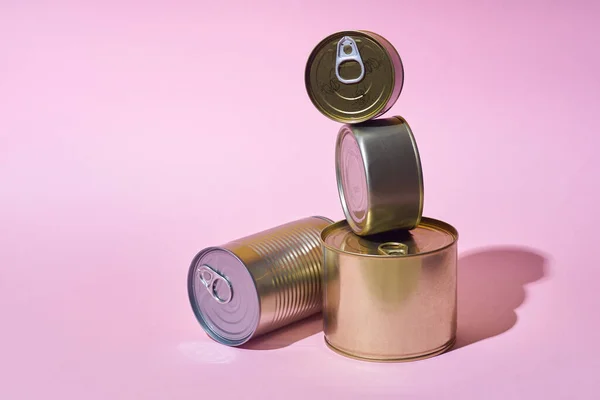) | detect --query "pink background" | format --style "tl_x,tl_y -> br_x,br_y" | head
1,0 -> 599,399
